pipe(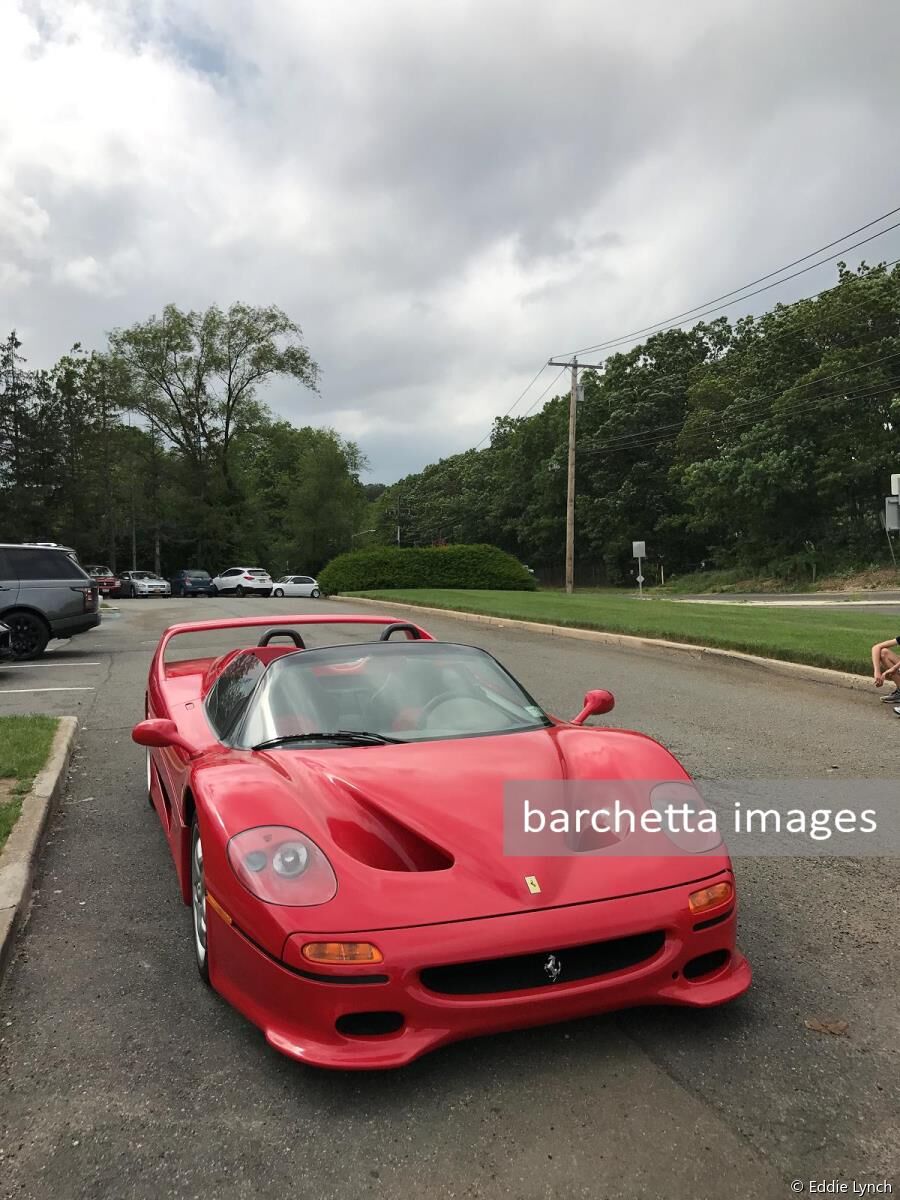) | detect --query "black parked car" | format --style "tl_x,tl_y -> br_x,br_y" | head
170,569 -> 216,597
0,543 -> 100,659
